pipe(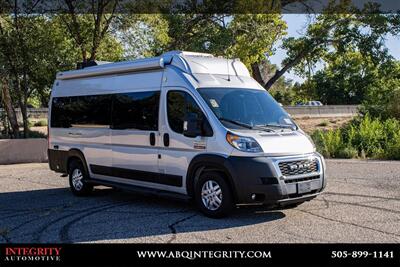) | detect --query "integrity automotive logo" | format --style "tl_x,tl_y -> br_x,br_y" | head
3,247 -> 62,263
